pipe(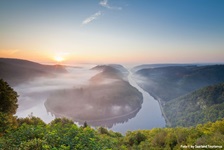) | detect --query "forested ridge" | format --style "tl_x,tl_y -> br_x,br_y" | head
136,65 -> 224,101
135,65 -> 224,128
1,78 -> 224,149
45,65 -> 143,127
164,83 -> 224,127
0,58 -> 67,86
